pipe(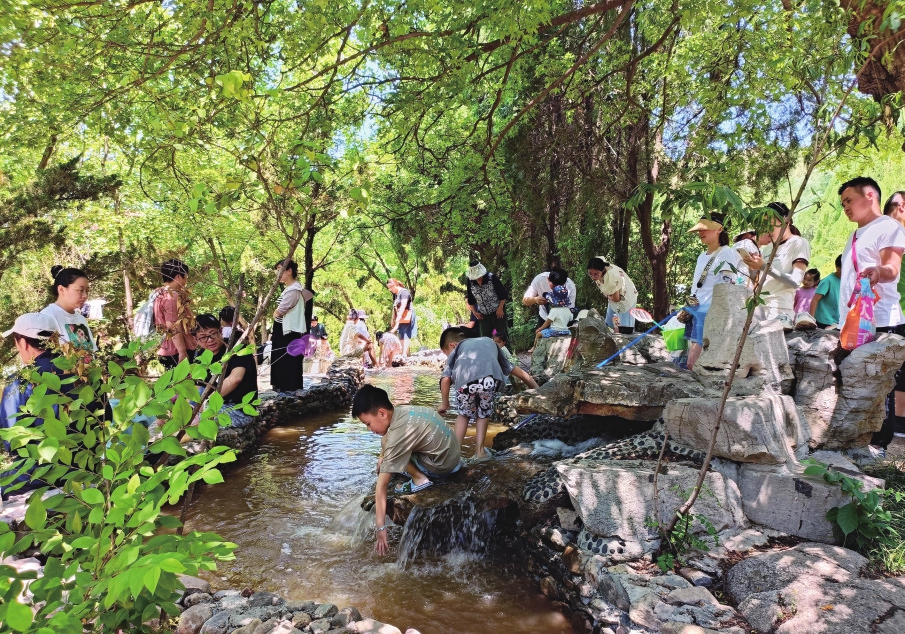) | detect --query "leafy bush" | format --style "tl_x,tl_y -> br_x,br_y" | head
803,459 -> 903,552
0,341 -> 250,633
507,324 -> 535,353
862,460 -> 905,574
